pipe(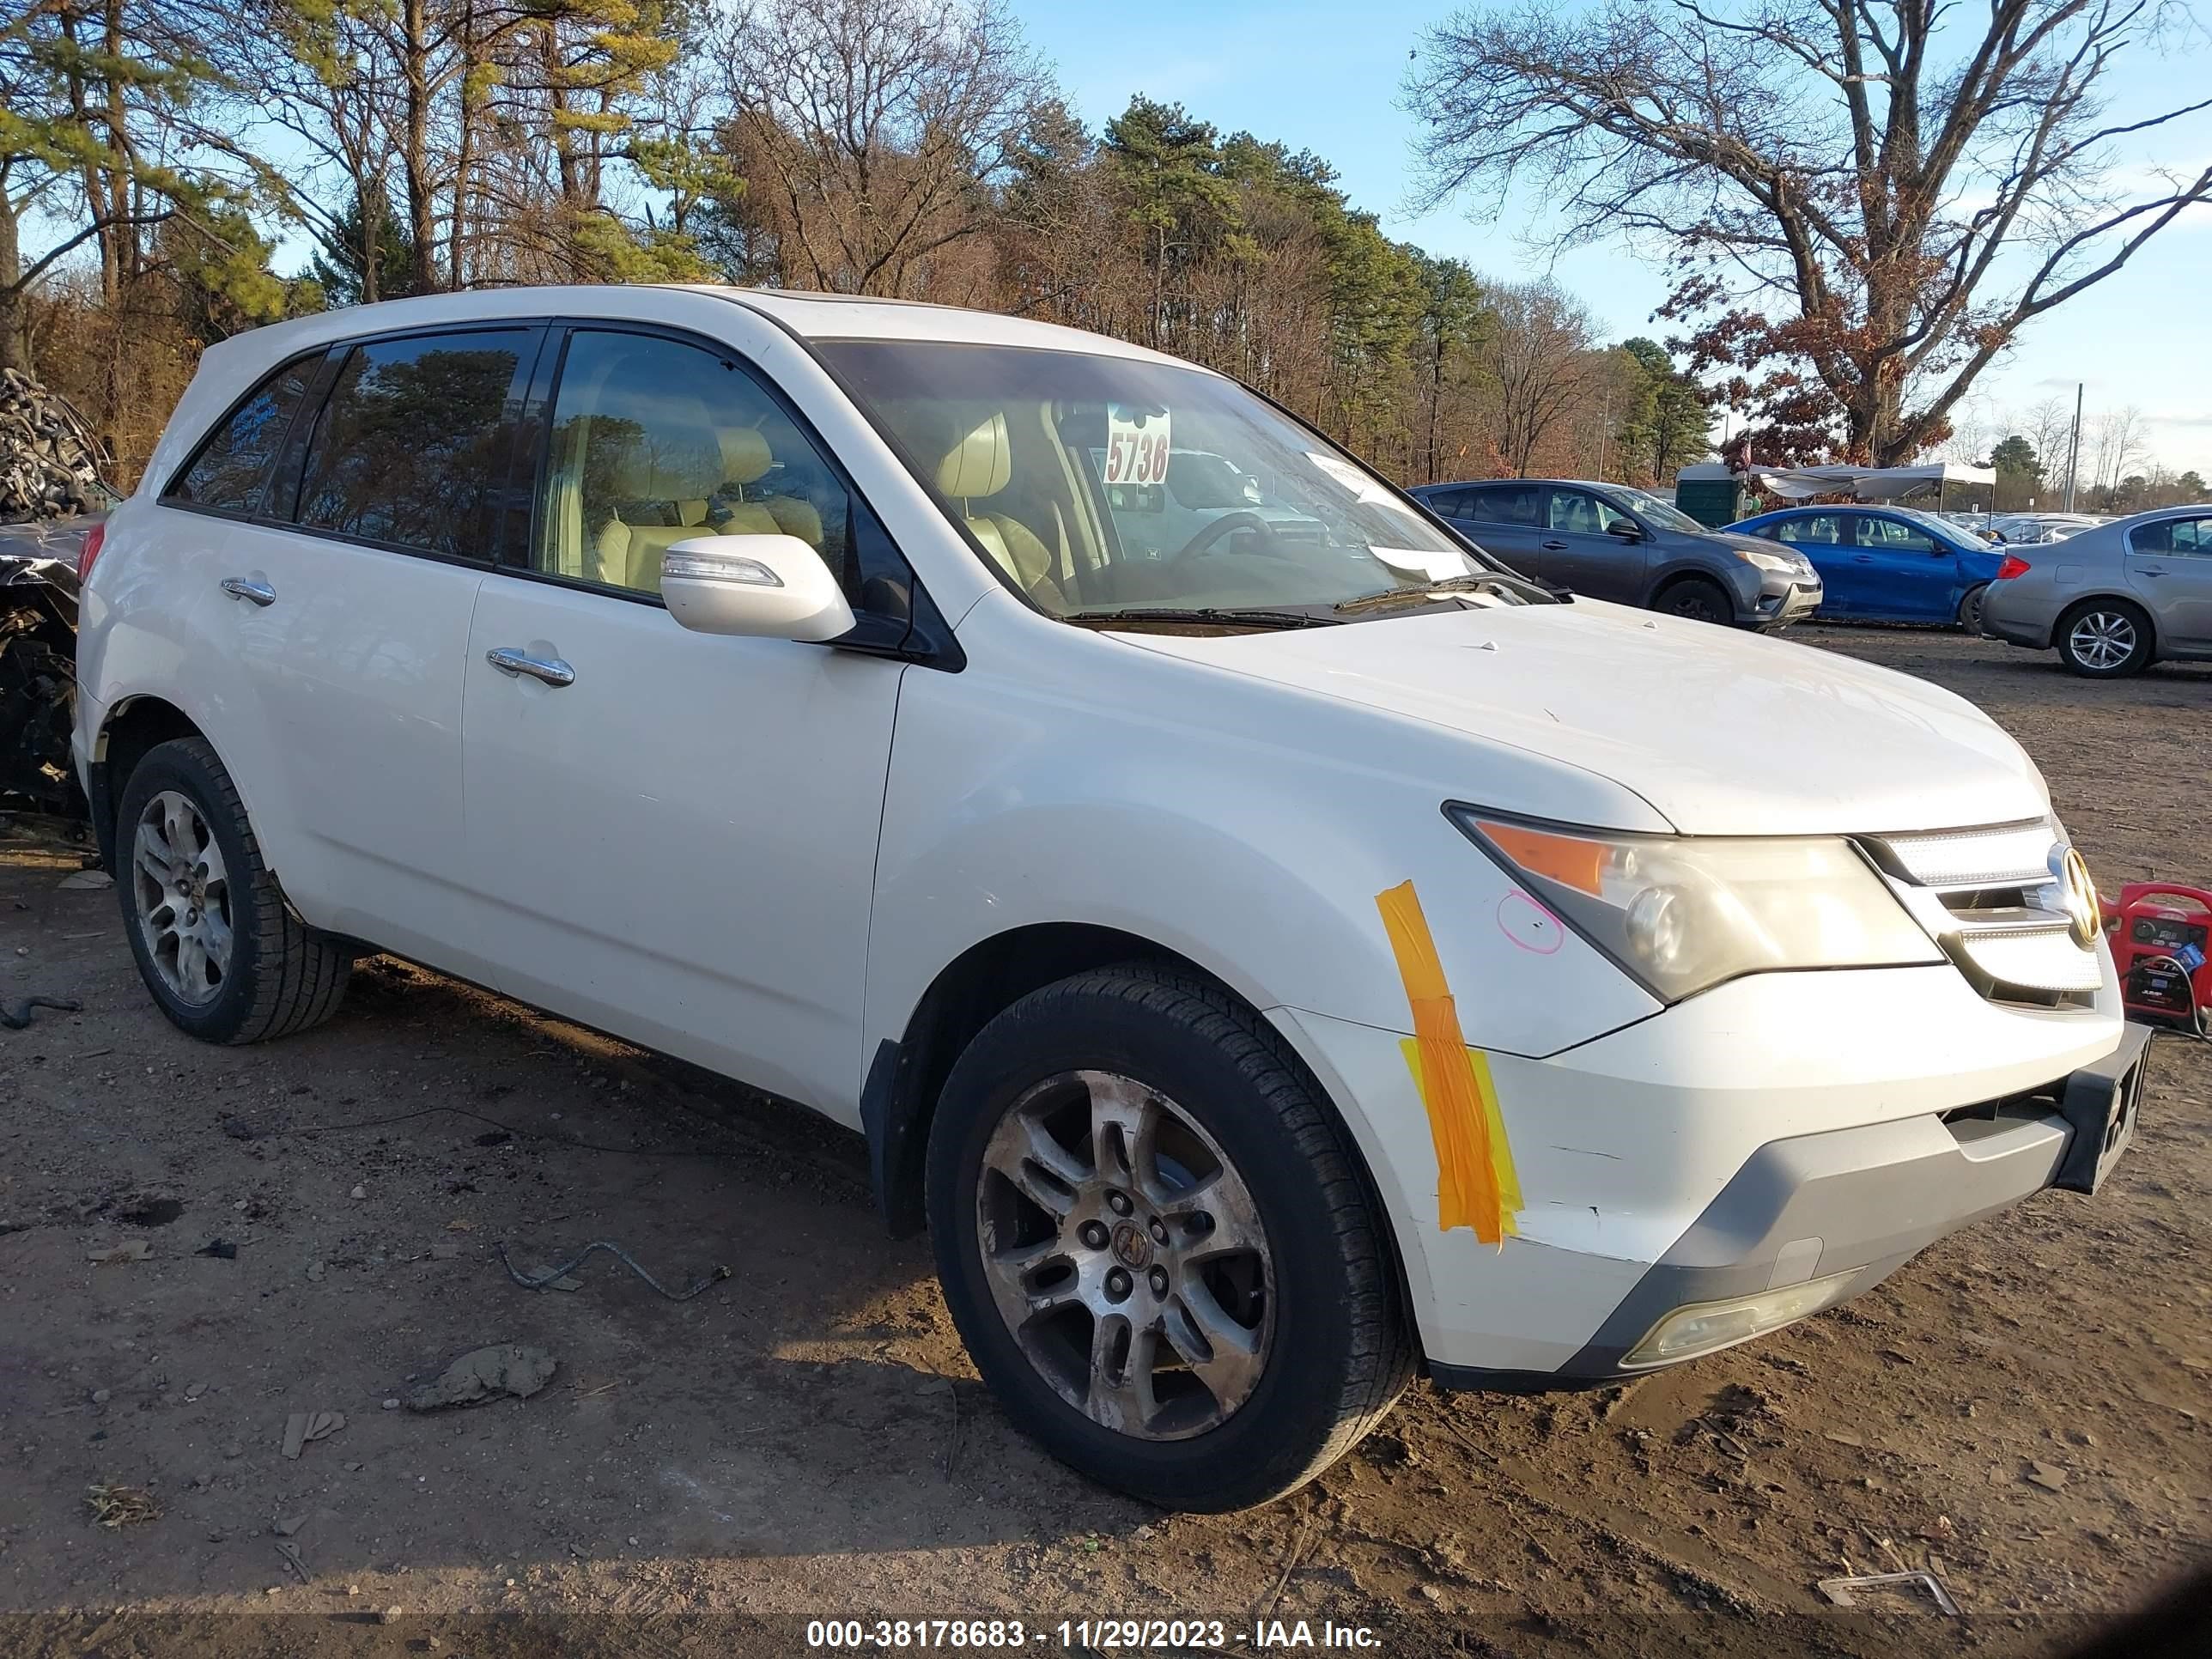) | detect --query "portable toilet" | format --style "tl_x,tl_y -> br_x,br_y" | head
1673,463 -> 1745,528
